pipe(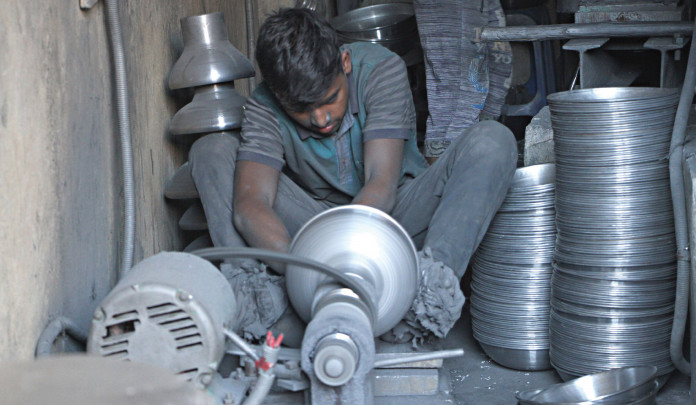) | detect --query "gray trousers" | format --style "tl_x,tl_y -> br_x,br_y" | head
189,121 -> 517,279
